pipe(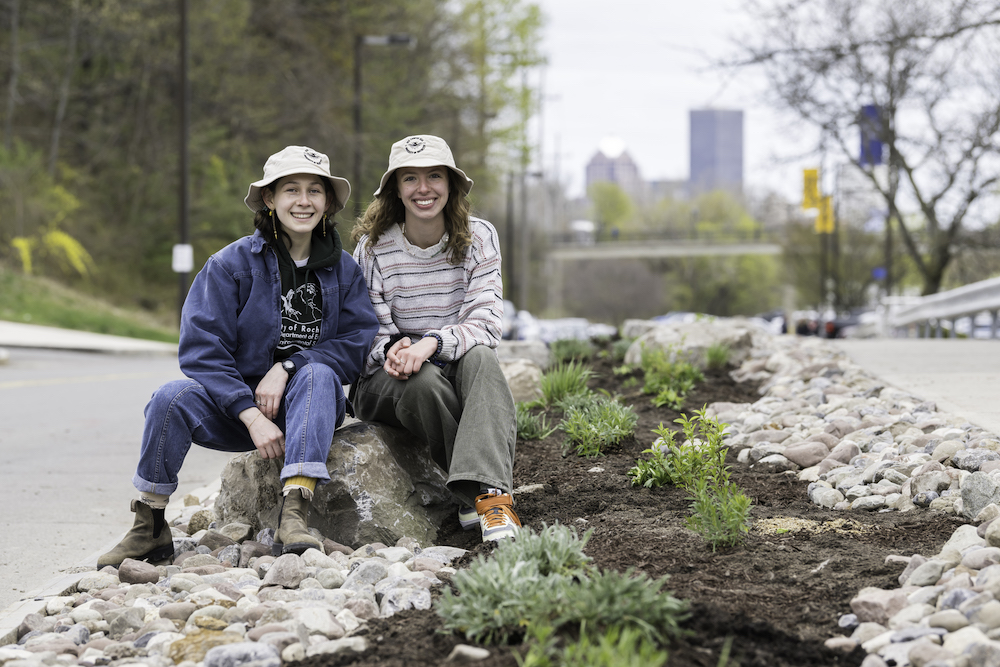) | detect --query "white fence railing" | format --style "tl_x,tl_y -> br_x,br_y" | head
889,277 -> 1000,337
